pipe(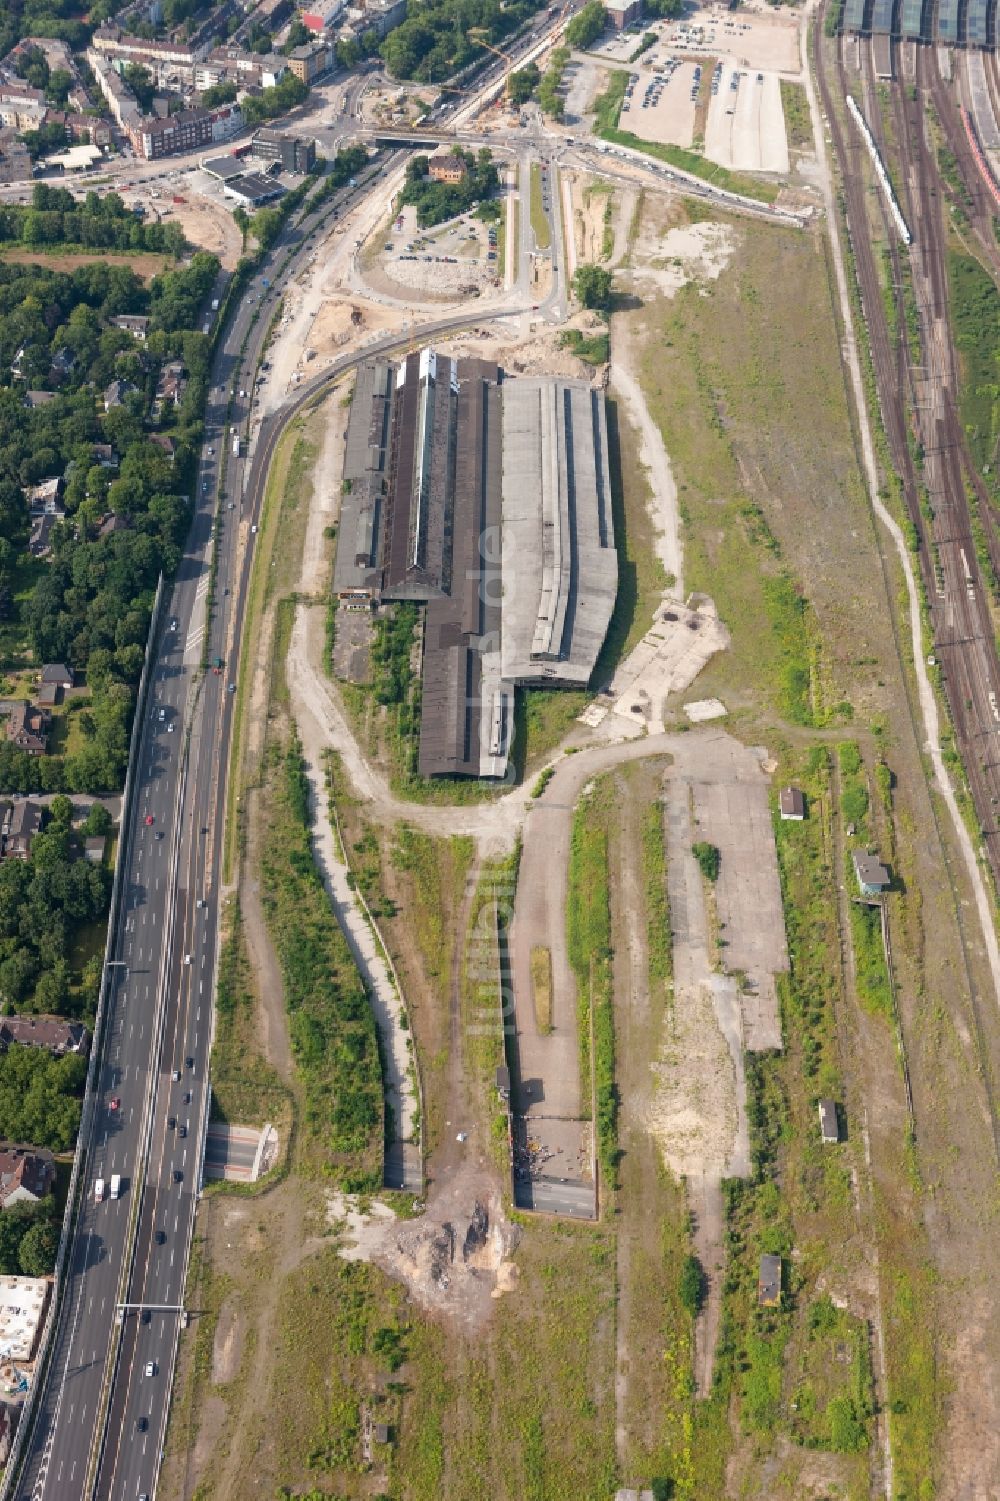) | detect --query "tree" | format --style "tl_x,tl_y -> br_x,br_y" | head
82,802 -> 113,837
18,1216 -> 59,1277
572,262 -> 613,309
509,64 -> 539,105
565,0 -> 606,49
